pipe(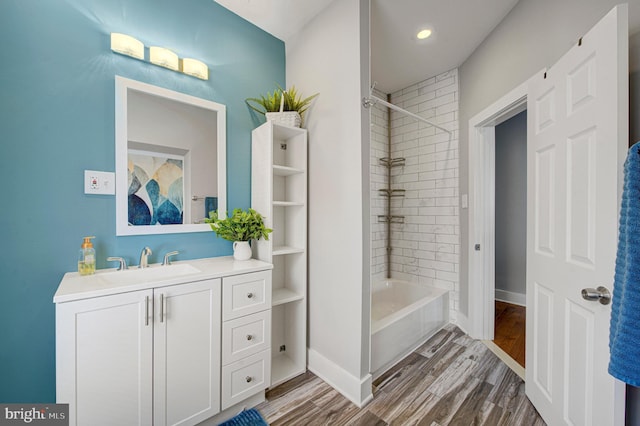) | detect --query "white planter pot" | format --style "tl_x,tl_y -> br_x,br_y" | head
232,241 -> 252,261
